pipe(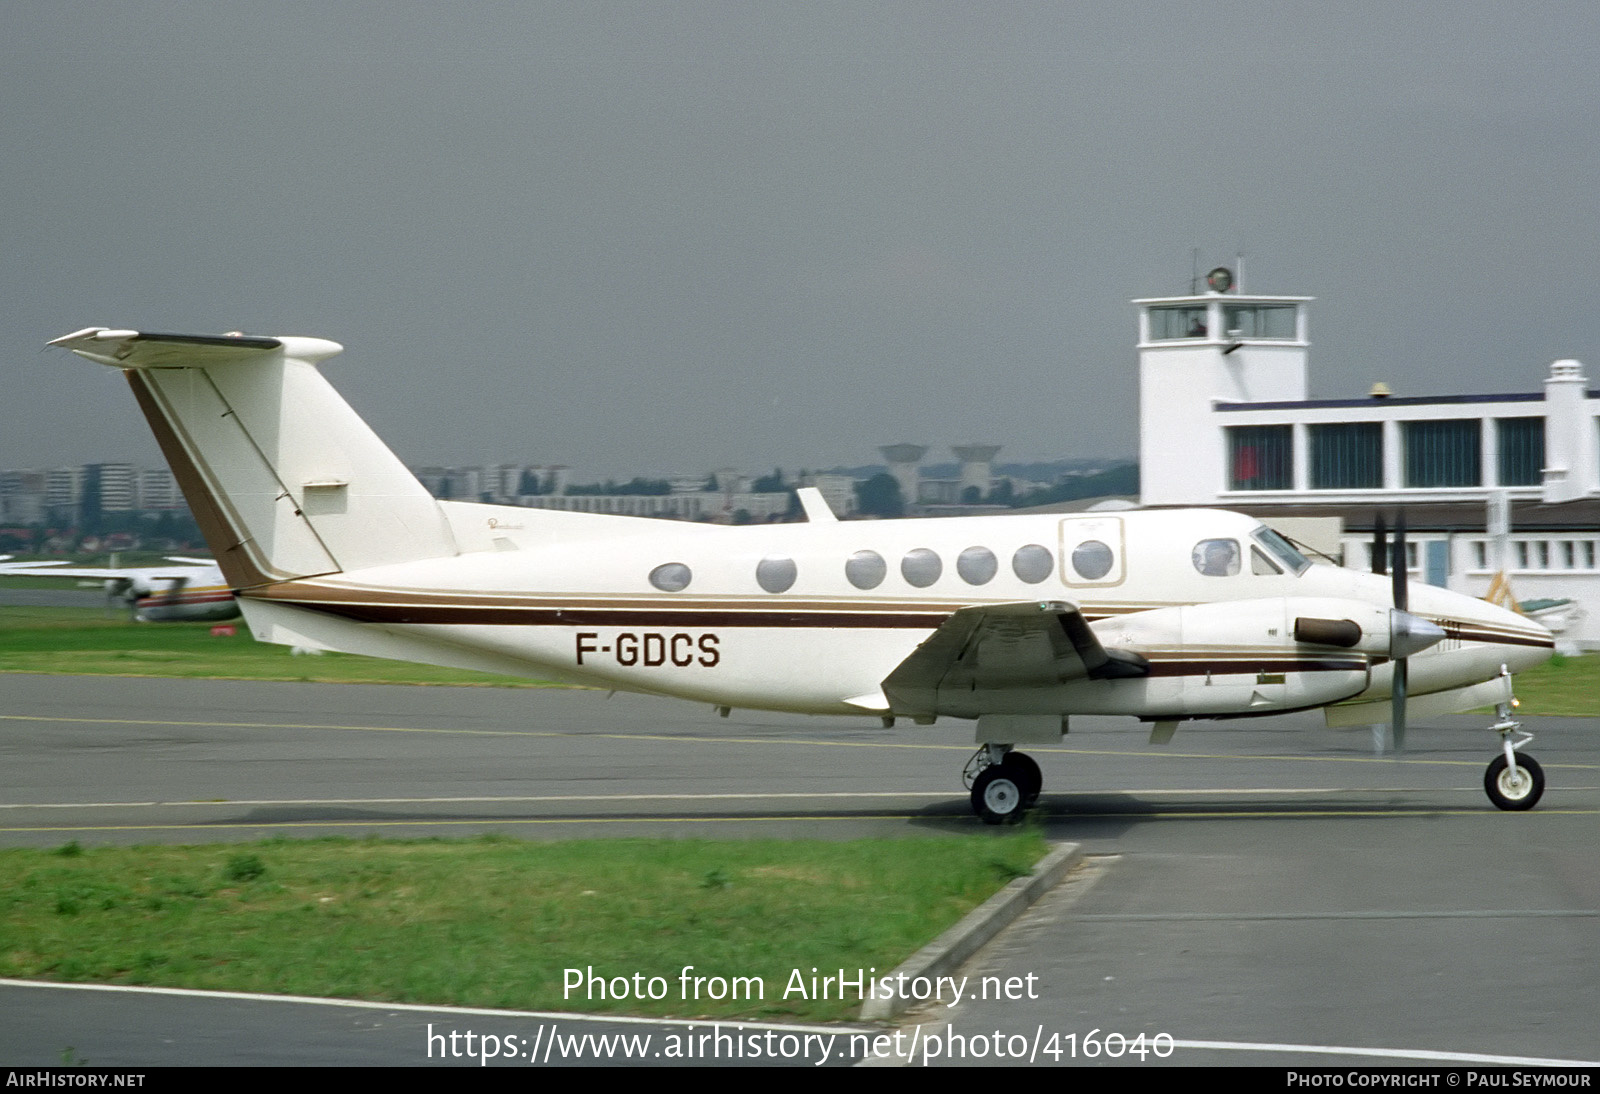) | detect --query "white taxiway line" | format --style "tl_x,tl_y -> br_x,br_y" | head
1169,1037 -> 1600,1067
0,788 -> 1357,809
0,978 -> 862,1036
